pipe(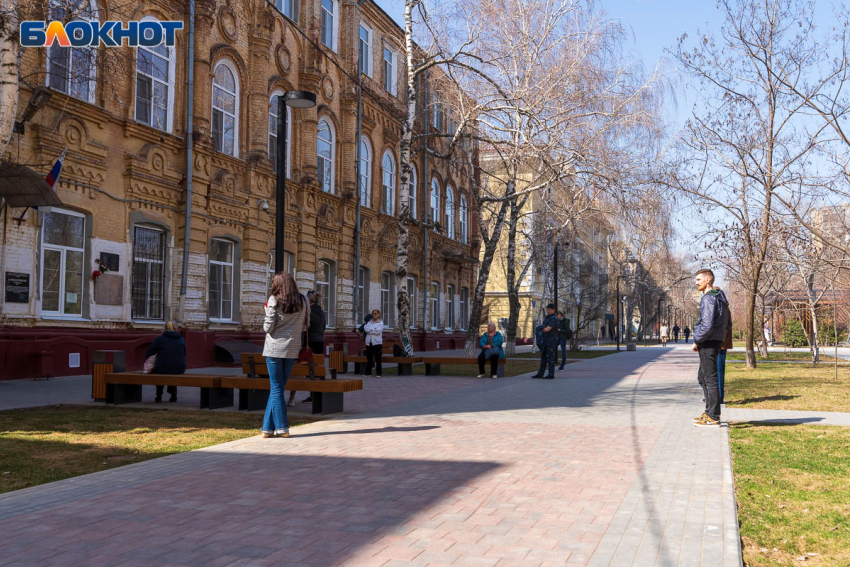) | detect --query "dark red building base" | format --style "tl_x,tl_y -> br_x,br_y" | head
0,327 -> 473,380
